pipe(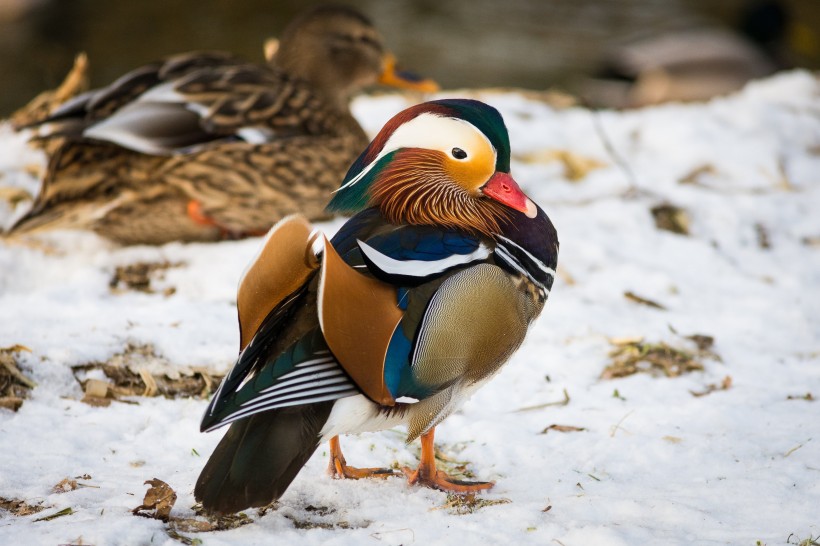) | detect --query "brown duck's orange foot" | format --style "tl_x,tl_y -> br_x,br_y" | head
187,200 -> 218,227
402,466 -> 494,494
327,436 -> 398,480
